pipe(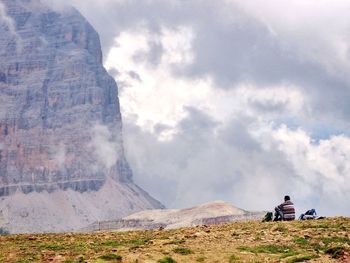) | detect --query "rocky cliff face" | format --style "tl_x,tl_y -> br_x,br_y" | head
0,0 -> 163,233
